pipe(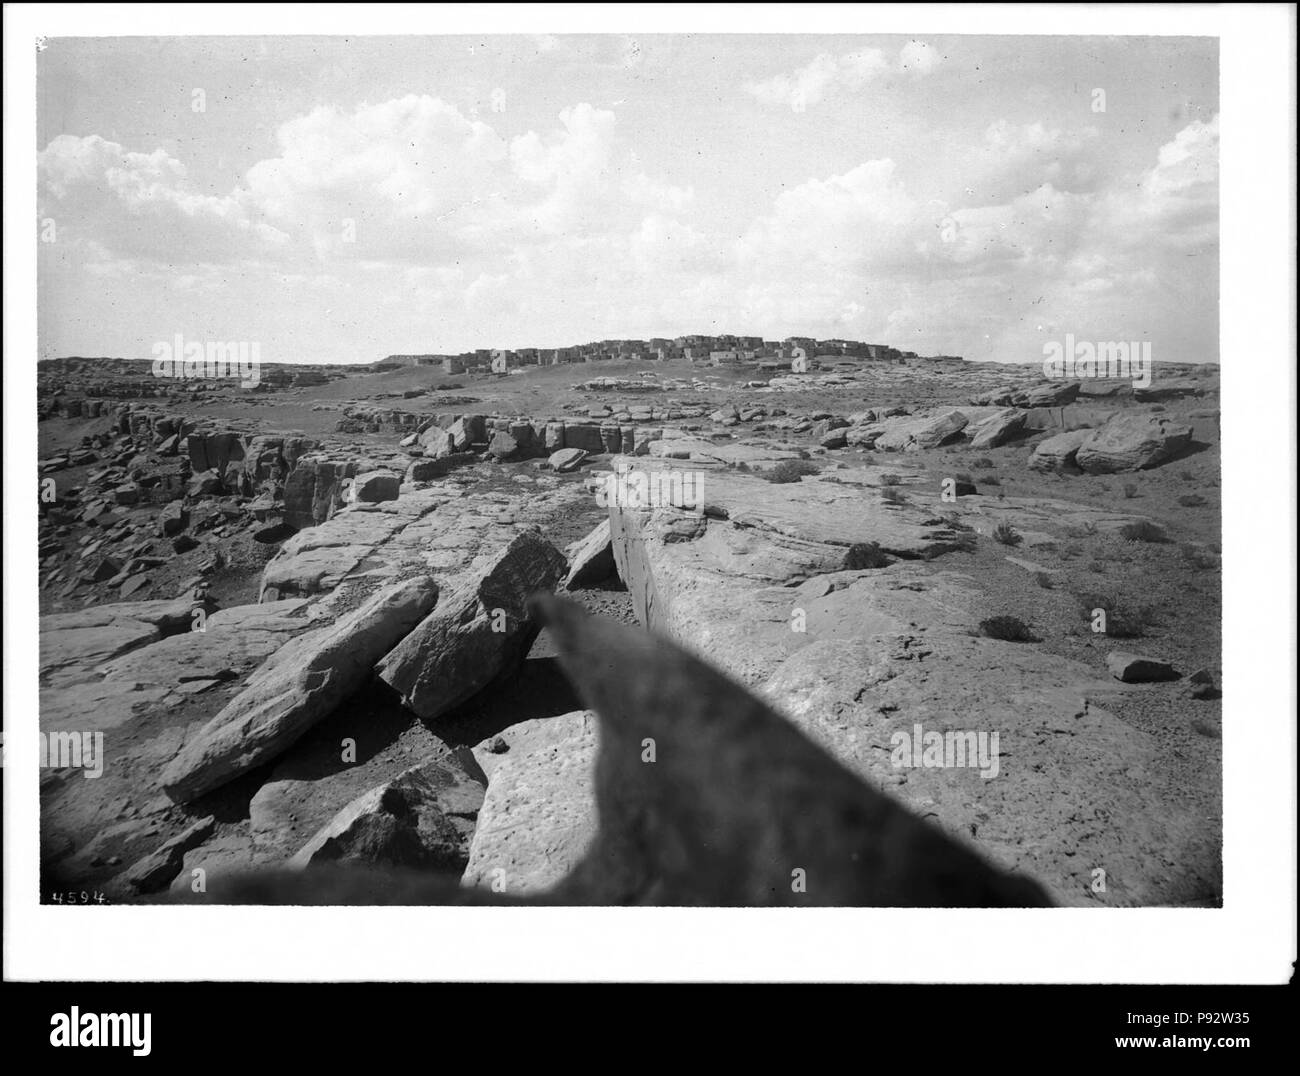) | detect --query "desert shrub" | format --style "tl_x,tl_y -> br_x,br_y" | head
1119,520 -> 1167,543
1178,494 -> 1207,507
971,457 -> 996,470
1075,591 -> 1158,638
982,475 -> 1002,486
763,459 -> 820,484
955,472 -> 973,484
879,473 -> 903,486
1191,719 -> 1220,739
733,461 -> 751,472
1178,469 -> 1197,481
979,616 -> 1038,642
1123,483 -> 1138,499
844,541 -> 890,569
992,522 -> 1022,546
1058,542 -> 1082,561
880,486 -> 909,505
938,512 -> 974,532
1034,571 -> 1054,589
